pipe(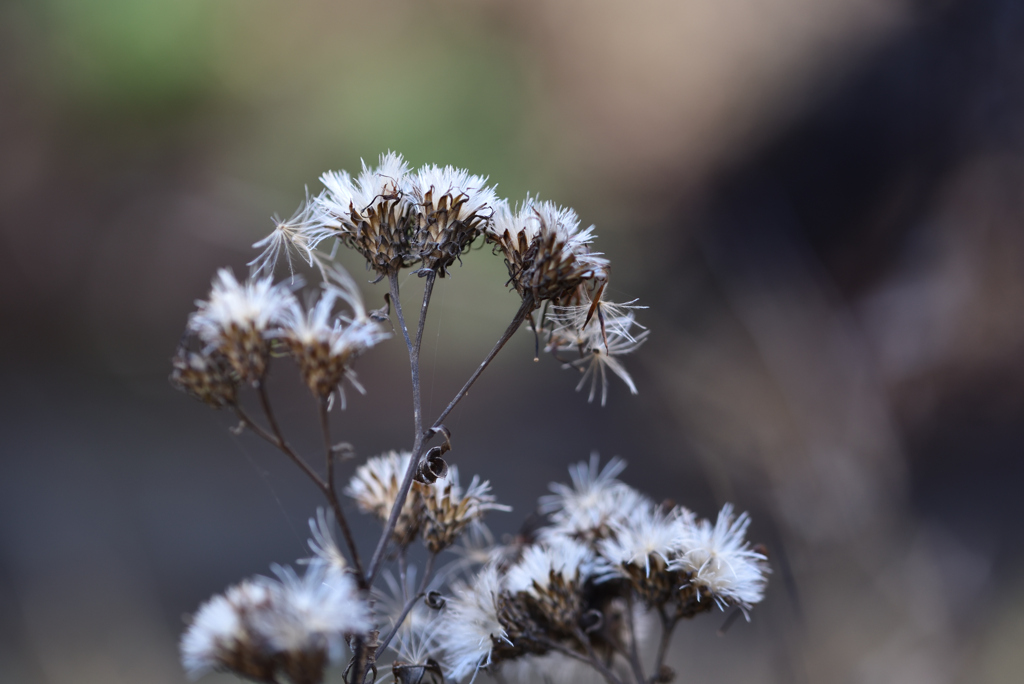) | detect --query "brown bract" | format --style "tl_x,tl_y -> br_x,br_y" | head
490,227 -> 607,306
411,187 -> 488,277
336,194 -> 415,277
